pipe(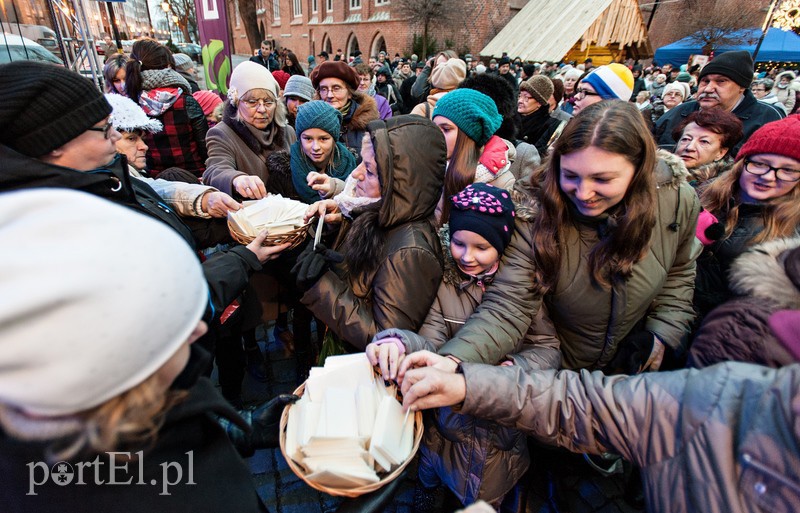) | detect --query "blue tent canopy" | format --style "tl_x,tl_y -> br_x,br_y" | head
654,28 -> 800,67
